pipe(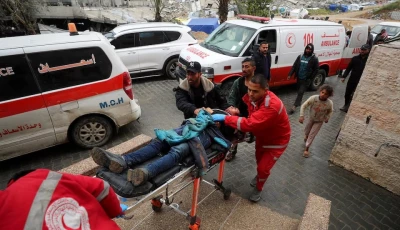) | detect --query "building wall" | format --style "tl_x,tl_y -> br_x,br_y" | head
330,41 -> 400,195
